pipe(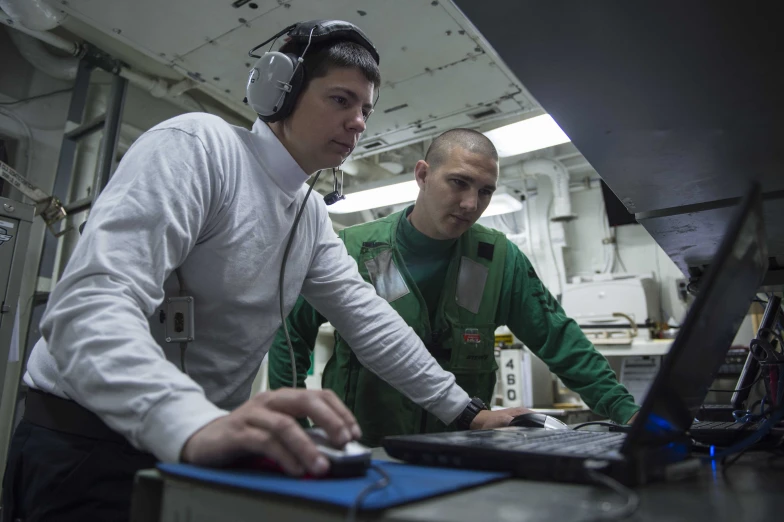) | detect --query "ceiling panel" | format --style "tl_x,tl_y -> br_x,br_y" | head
53,0 -> 536,151
60,0 -> 289,62
357,55 -> 527,144
175,0 -> 486,82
